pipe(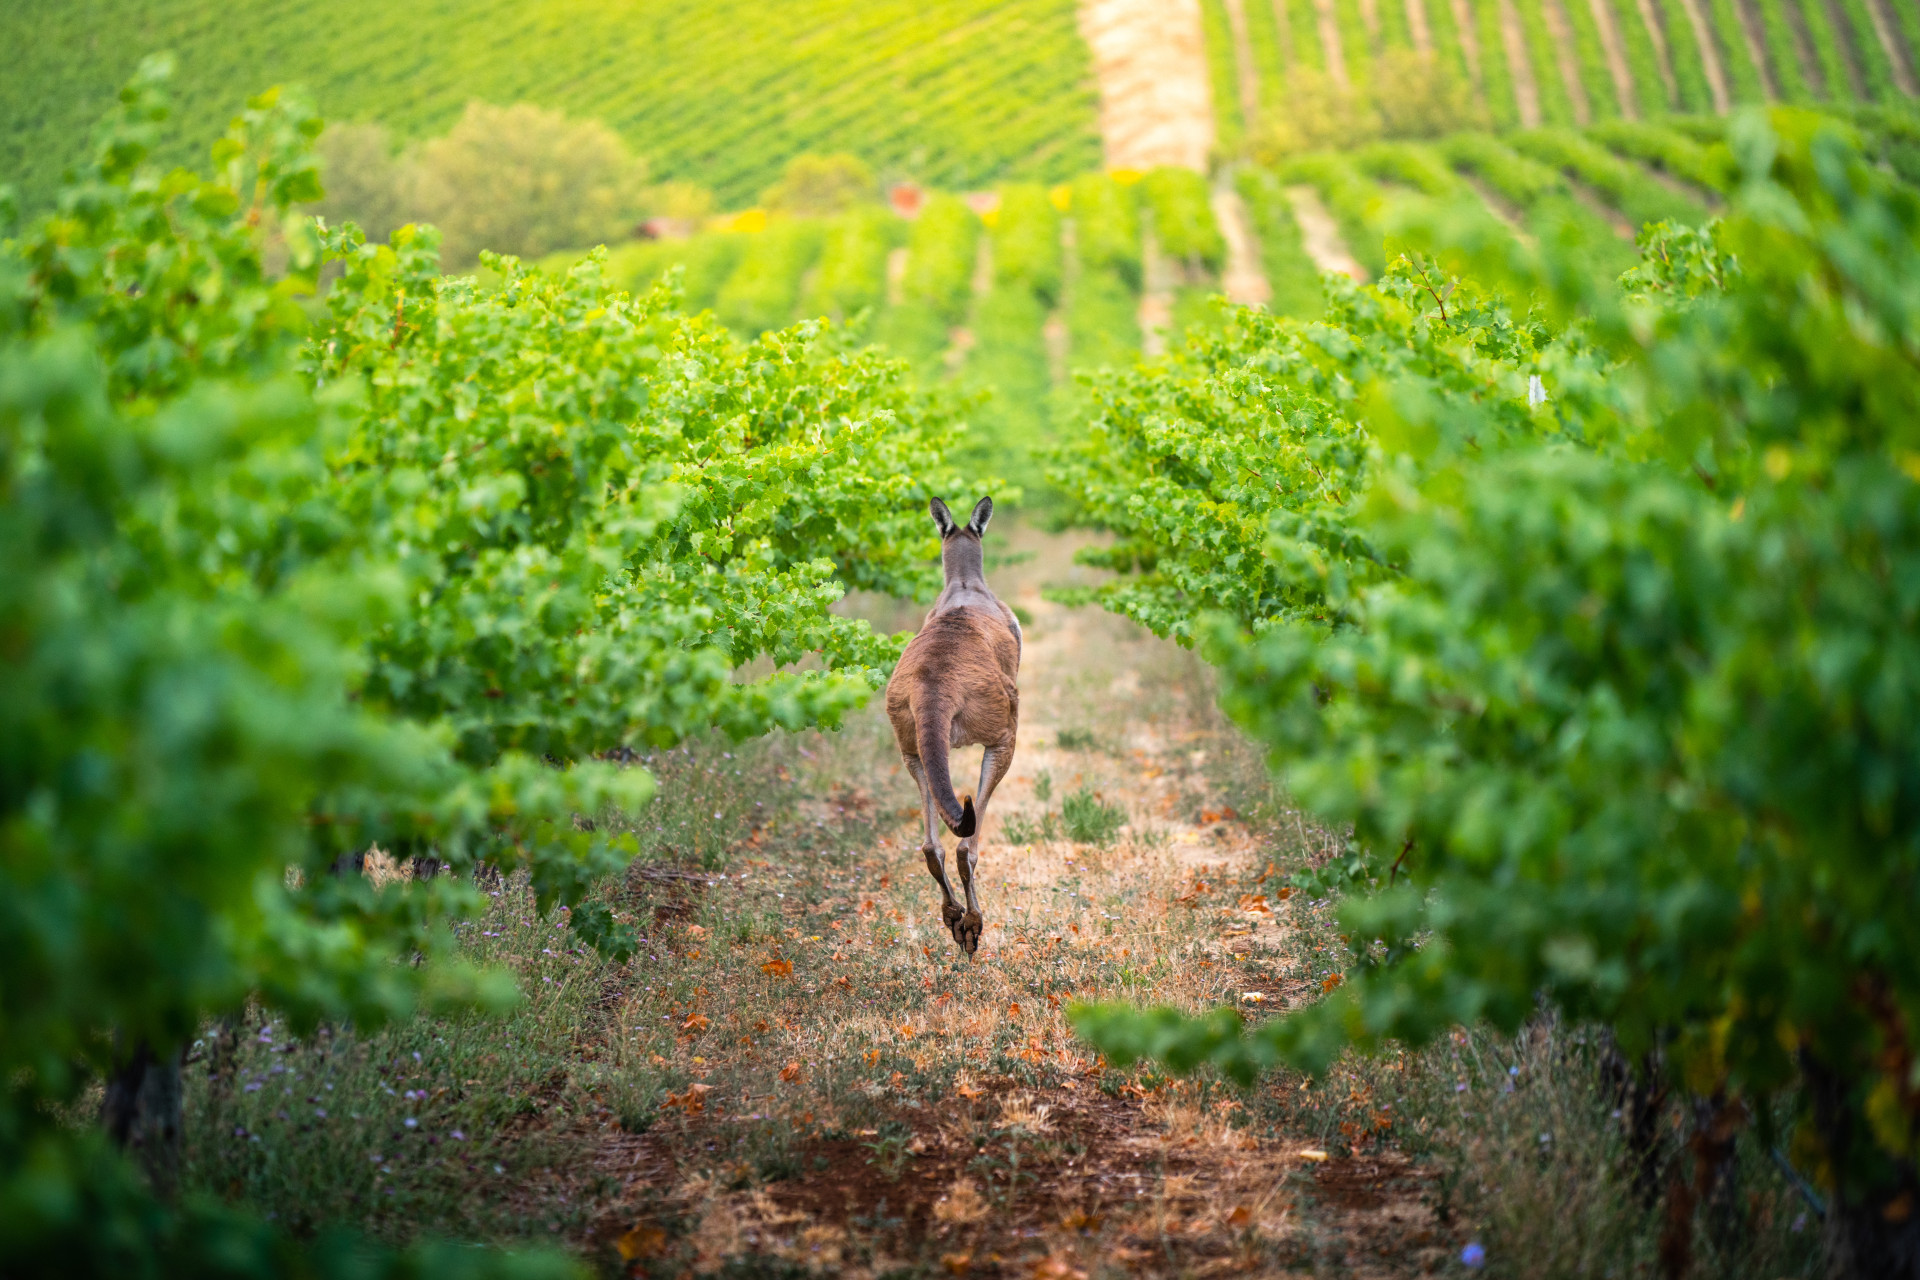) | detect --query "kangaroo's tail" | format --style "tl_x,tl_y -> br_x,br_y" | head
917,698 -> 976,837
